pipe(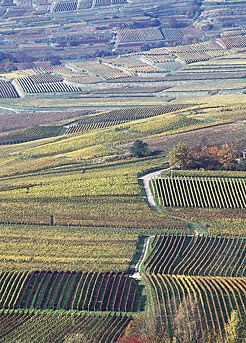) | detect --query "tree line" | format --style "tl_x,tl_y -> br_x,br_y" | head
130,140 -> 246,171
